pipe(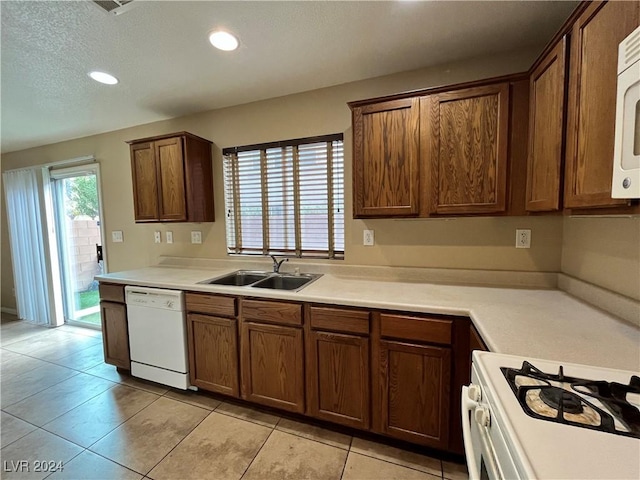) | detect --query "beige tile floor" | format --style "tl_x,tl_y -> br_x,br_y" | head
0,315 -> 468,480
